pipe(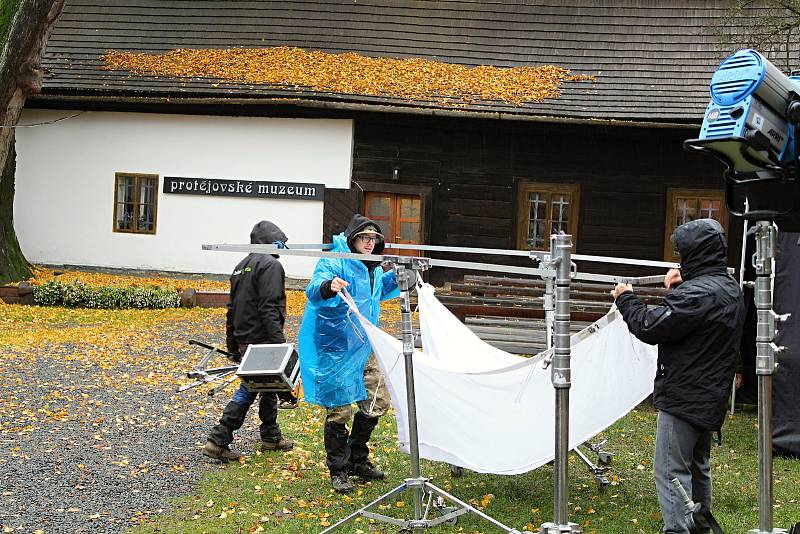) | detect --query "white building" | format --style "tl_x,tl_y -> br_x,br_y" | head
15,110 -> 353,278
